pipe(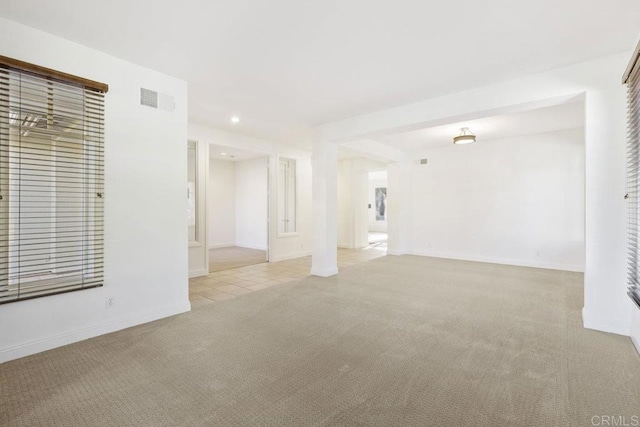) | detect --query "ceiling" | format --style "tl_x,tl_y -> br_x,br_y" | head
376,100 -> 585,152
208,144 -> 267,162
2,1 -> 639,148
369,171 -> 387,180
338,148 -> 367,161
